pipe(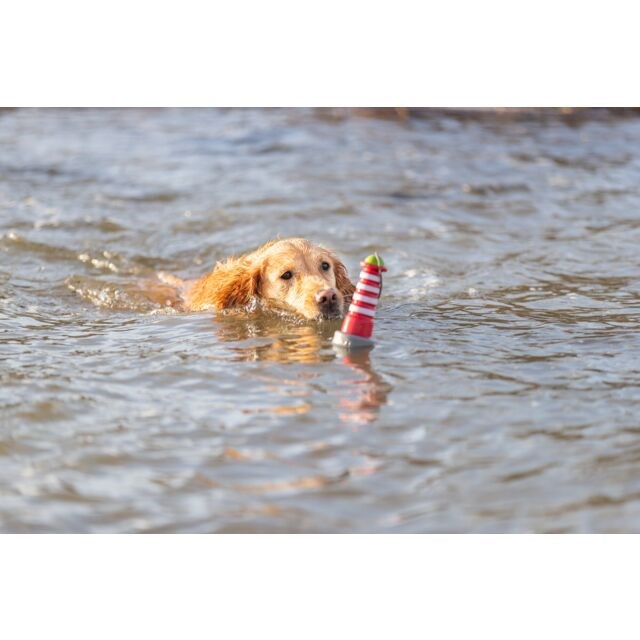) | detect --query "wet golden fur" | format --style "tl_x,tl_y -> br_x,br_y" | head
175,238 -> 355,319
